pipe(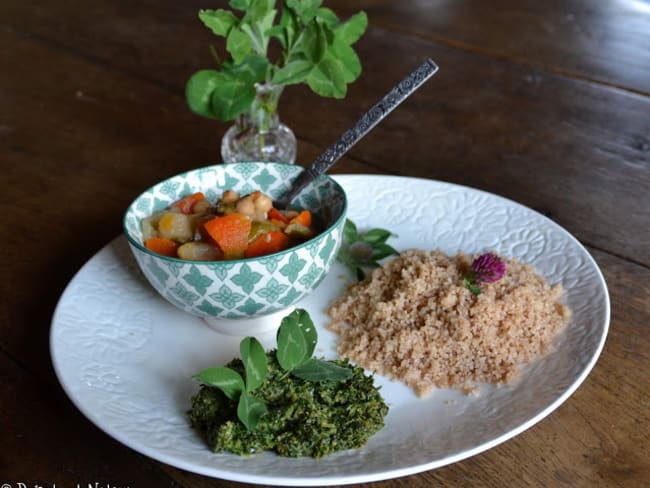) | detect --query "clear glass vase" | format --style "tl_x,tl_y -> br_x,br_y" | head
221,83 -> 297,164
